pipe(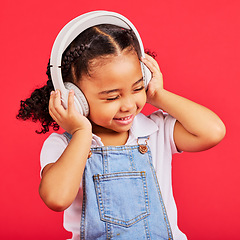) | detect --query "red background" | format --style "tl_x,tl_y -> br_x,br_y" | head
1,0 -> 239,239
